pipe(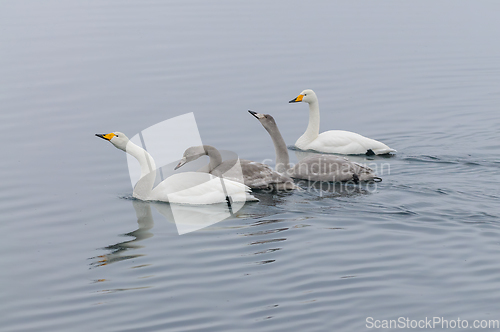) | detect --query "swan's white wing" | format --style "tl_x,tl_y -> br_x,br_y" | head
306,130 -> 395,155
149,172 -> 257,204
